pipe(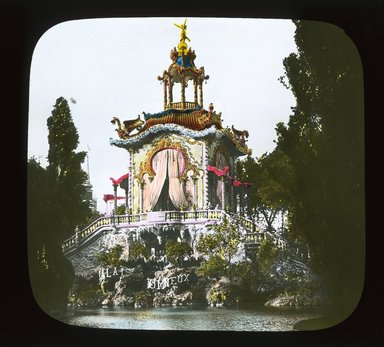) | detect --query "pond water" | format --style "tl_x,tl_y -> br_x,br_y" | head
61,305 -> 329,331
